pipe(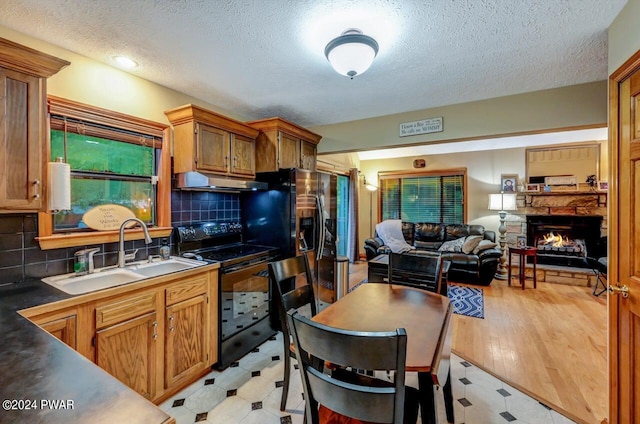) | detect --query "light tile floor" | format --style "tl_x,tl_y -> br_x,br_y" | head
160,333 -> 576,424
